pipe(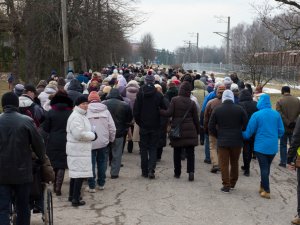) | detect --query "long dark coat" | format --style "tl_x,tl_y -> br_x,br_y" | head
42,94 -> 73,169
161,82 -> 200,148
